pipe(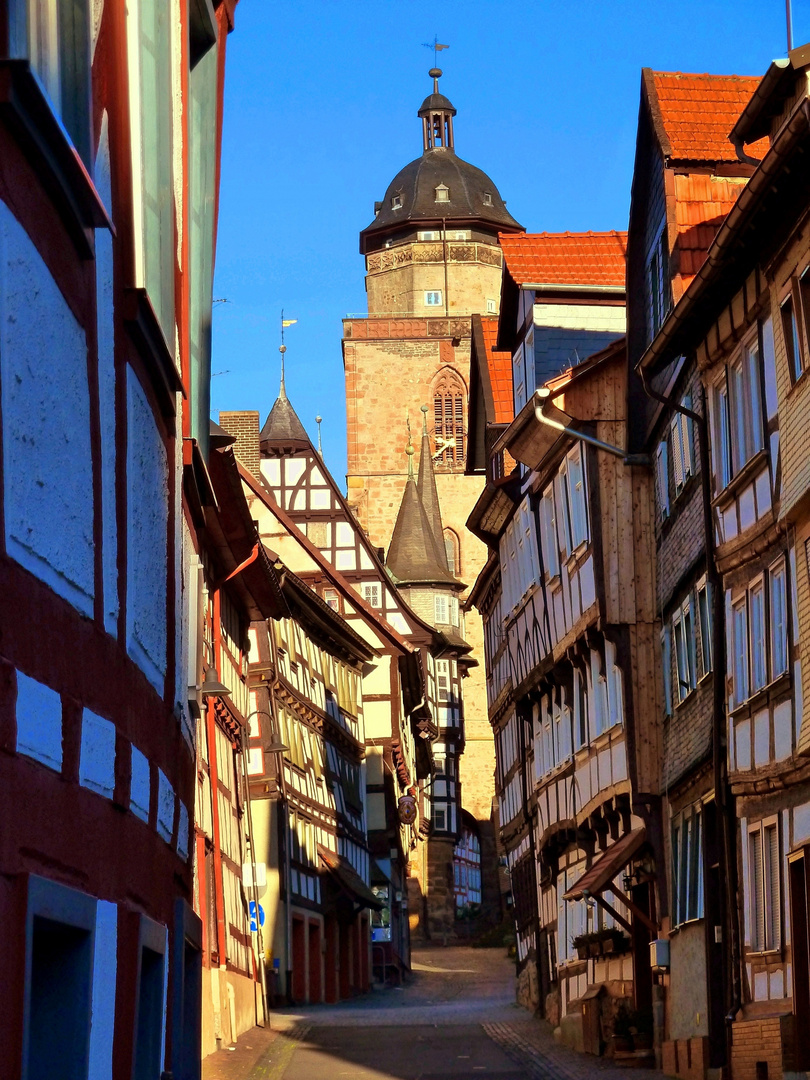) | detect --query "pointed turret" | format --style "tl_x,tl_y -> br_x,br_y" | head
416,405 -> 450,572
260,342 -> 309,450
387,431 -> 456,587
